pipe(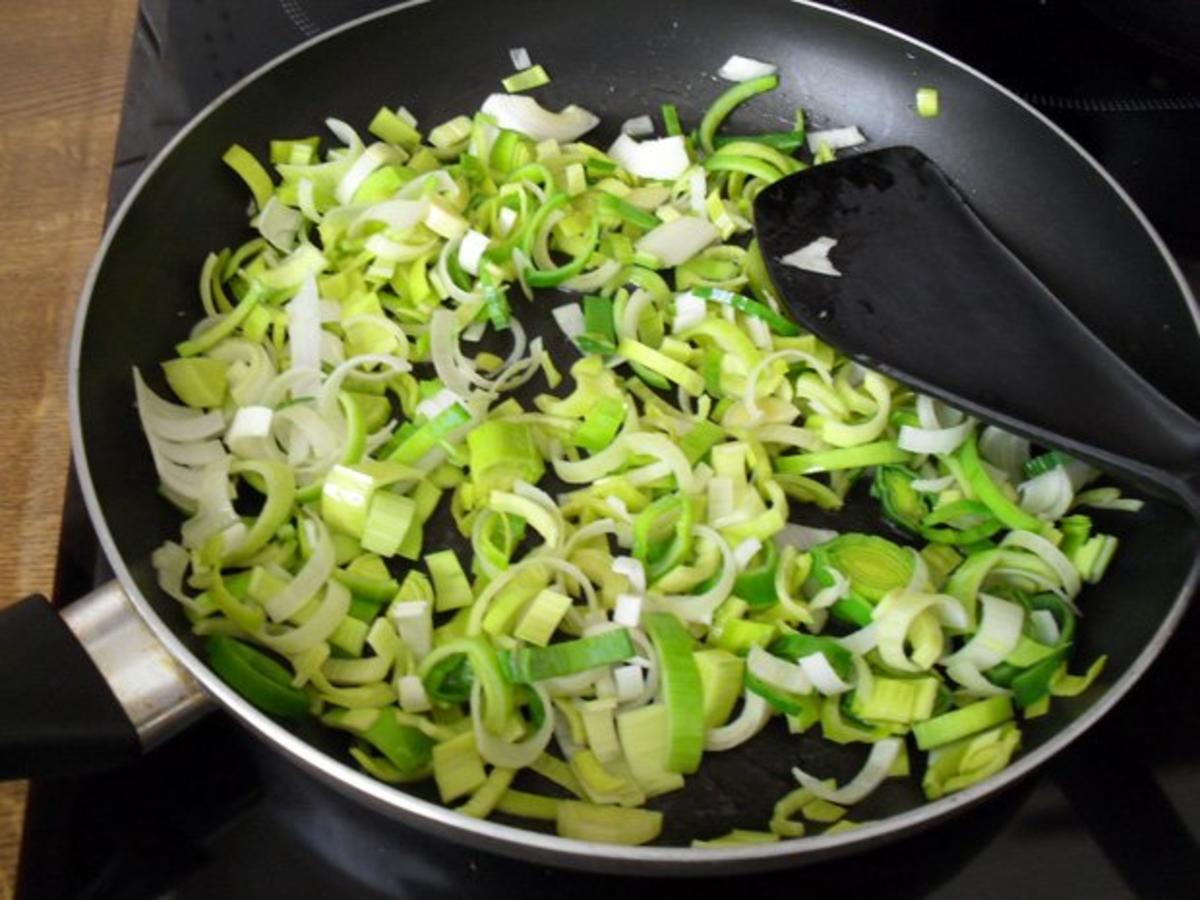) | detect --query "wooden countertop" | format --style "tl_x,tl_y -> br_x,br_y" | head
0,0 -> 138,894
